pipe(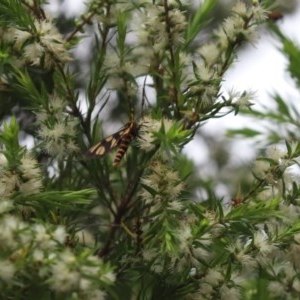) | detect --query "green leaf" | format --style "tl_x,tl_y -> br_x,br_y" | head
0,116 -> 22,165
14,189 -> 94,213
273,94 -> 291,119
116,12 -> 128,55
185,0 -> 217,48
227,128 -> 261,138
0,0 -> 34,28
226,198 -> 280,221
271,25 -> 300,87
